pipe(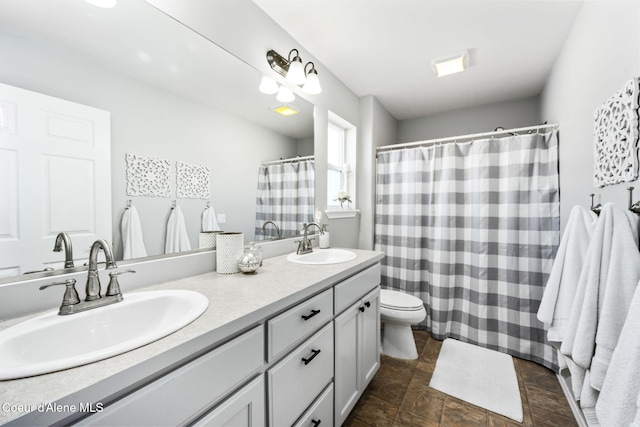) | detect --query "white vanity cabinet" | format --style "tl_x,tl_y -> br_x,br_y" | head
192,376 -> 265,427
76,326 -> 264,427
334,266 -> 381,426
9,255 -> 384,427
